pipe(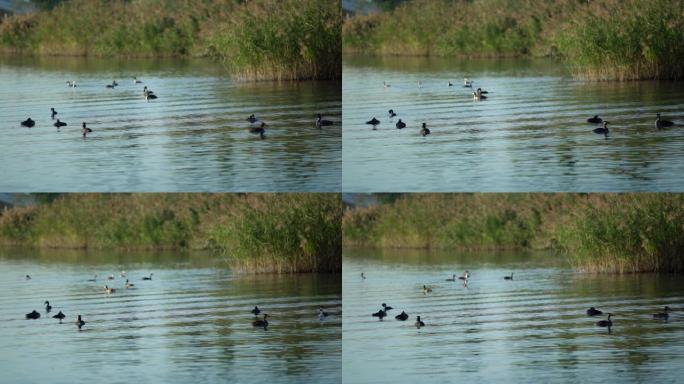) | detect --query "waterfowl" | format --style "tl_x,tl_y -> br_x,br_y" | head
587,307 -> 603,316
53,119 -> 67,128
26,275 -> 31,280
246,114 -> 258,123
417,80 -> 422,88
458,271 -> 470,280
504,273 -> 514,280
366,117 -> 380,125
251,306 -> 261,315
21,118 -> 35,128
107,274 -> 114,280
87,274 -> 97,282
106,81 -> 116,88
389,109 -> 396,118
422,285 -> 432,294
463,78 -> 472,87
26,310 -> 40,319
448,81 -> 453,87
125,279 -> 134,289
420,123 -> 430,137
446,274 -> 456,282
596,313 -> 613,327
113,80 -> 119,86
381,303 -> 393,311
133,76 -> 142,84
145,93 -> 158,101
472,90 -> 487,100
249,122 -> 266,139
372,309 -> 387,320
104,285 -> 115,294
66,80 -> 77,87
252,314 -> 269,327
395,311 -> 408,321
655,113 -> 674,129
53,311 -> 65,322
396,119 -> 406,129
415,316 -> 425,328
318,307 -> 329,320
653,306 -> 670,320
75,315 -> 85,329
476,87 -> 489,94
142,273 -> 154,280
593,121 -> 609,136
316,114 -> 333,128
361,272 -> 366,280
383,81 -> 390,88
44,301 -> 52,312
587,115 -> 603,124
51,108 -> 57,119
81,122 -> 92,138
120,271 -> 126,278
143,86 -> 155,95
